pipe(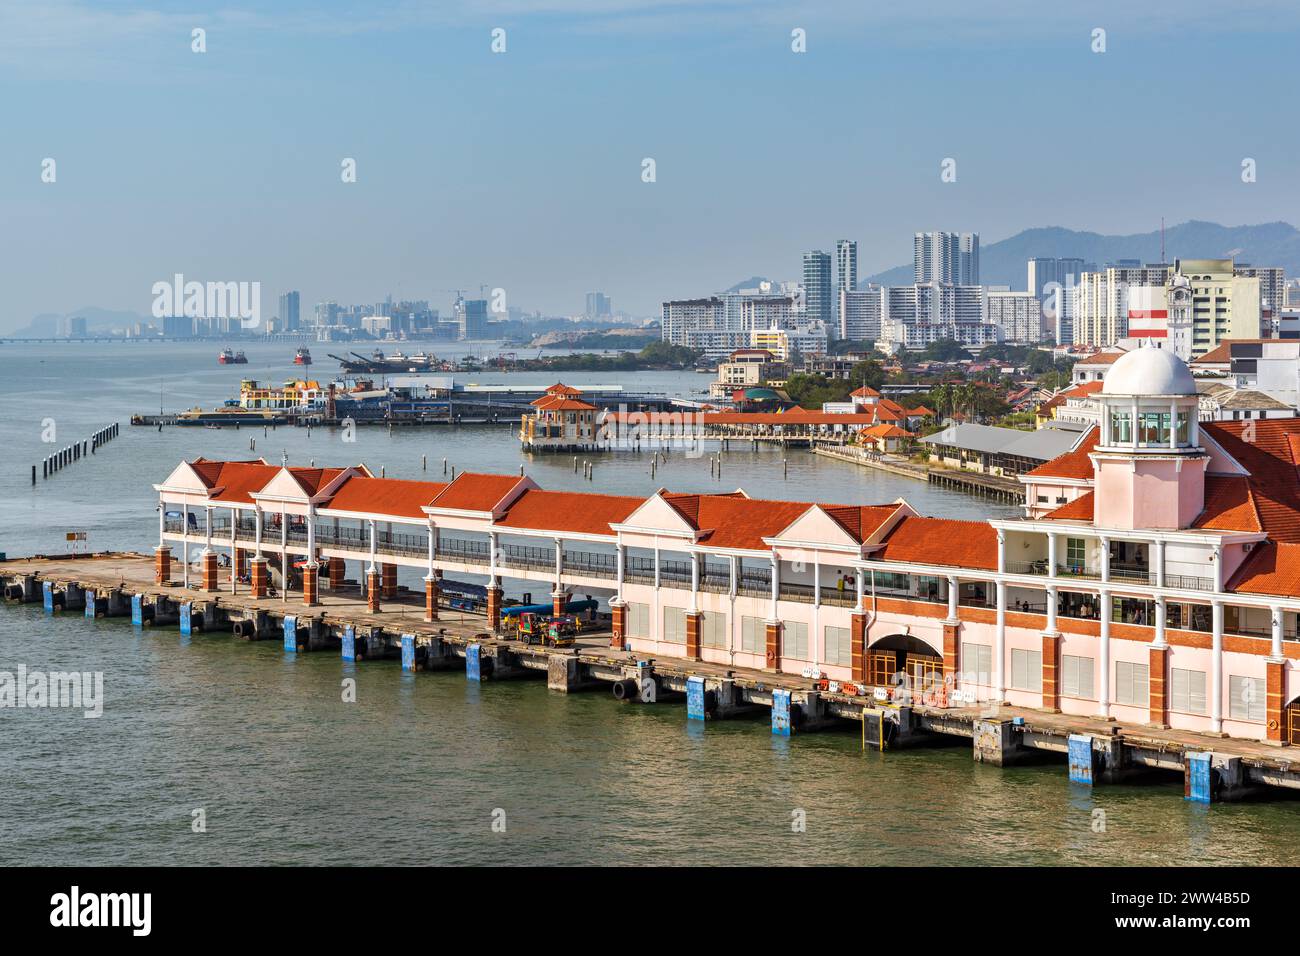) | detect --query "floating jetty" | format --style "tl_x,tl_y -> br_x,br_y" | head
6,550 -> 1299,805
